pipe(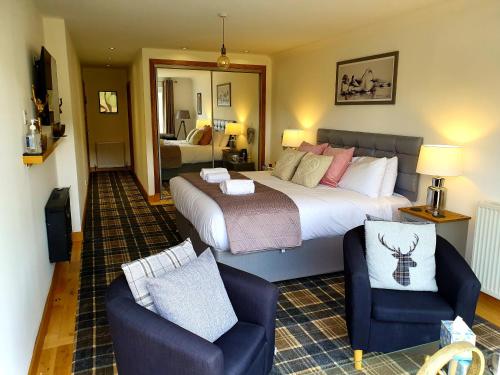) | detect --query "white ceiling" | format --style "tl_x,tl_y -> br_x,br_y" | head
36,0 -> 442,66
